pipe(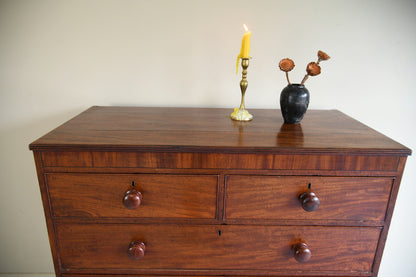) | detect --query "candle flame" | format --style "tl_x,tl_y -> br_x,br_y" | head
243,24 -> 249,32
